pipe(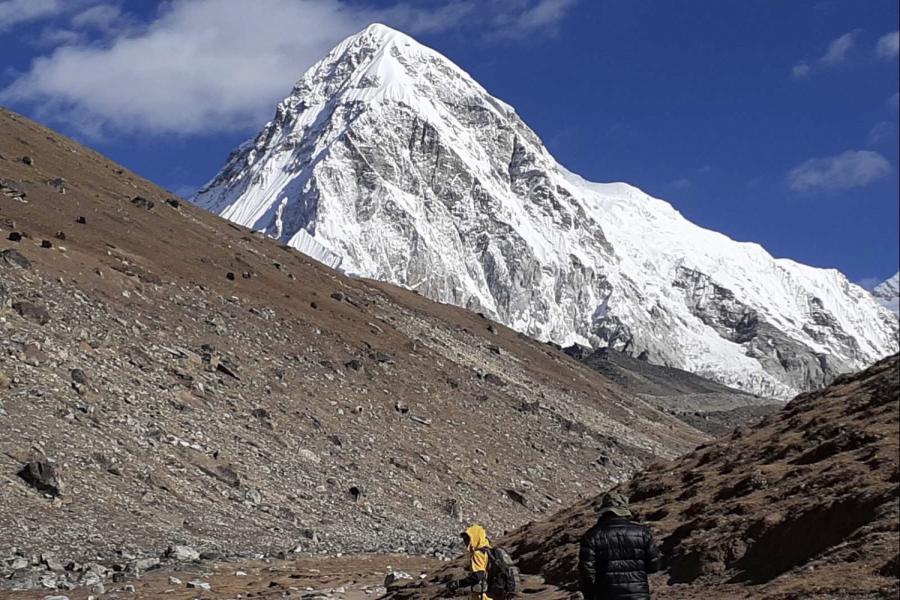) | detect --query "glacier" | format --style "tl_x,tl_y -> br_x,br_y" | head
195,23 -> 899,399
